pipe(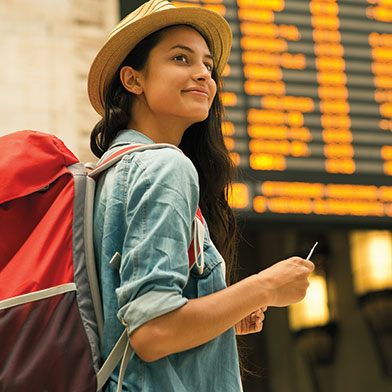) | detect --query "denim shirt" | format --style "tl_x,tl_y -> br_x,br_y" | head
93,130 -> 242,391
